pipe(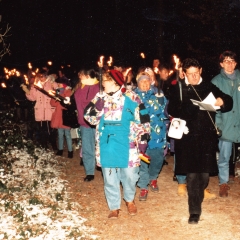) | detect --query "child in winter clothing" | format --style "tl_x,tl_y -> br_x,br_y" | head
135,72 -> 167,201
84,70 -> 150,219
50,79 -> 73,158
